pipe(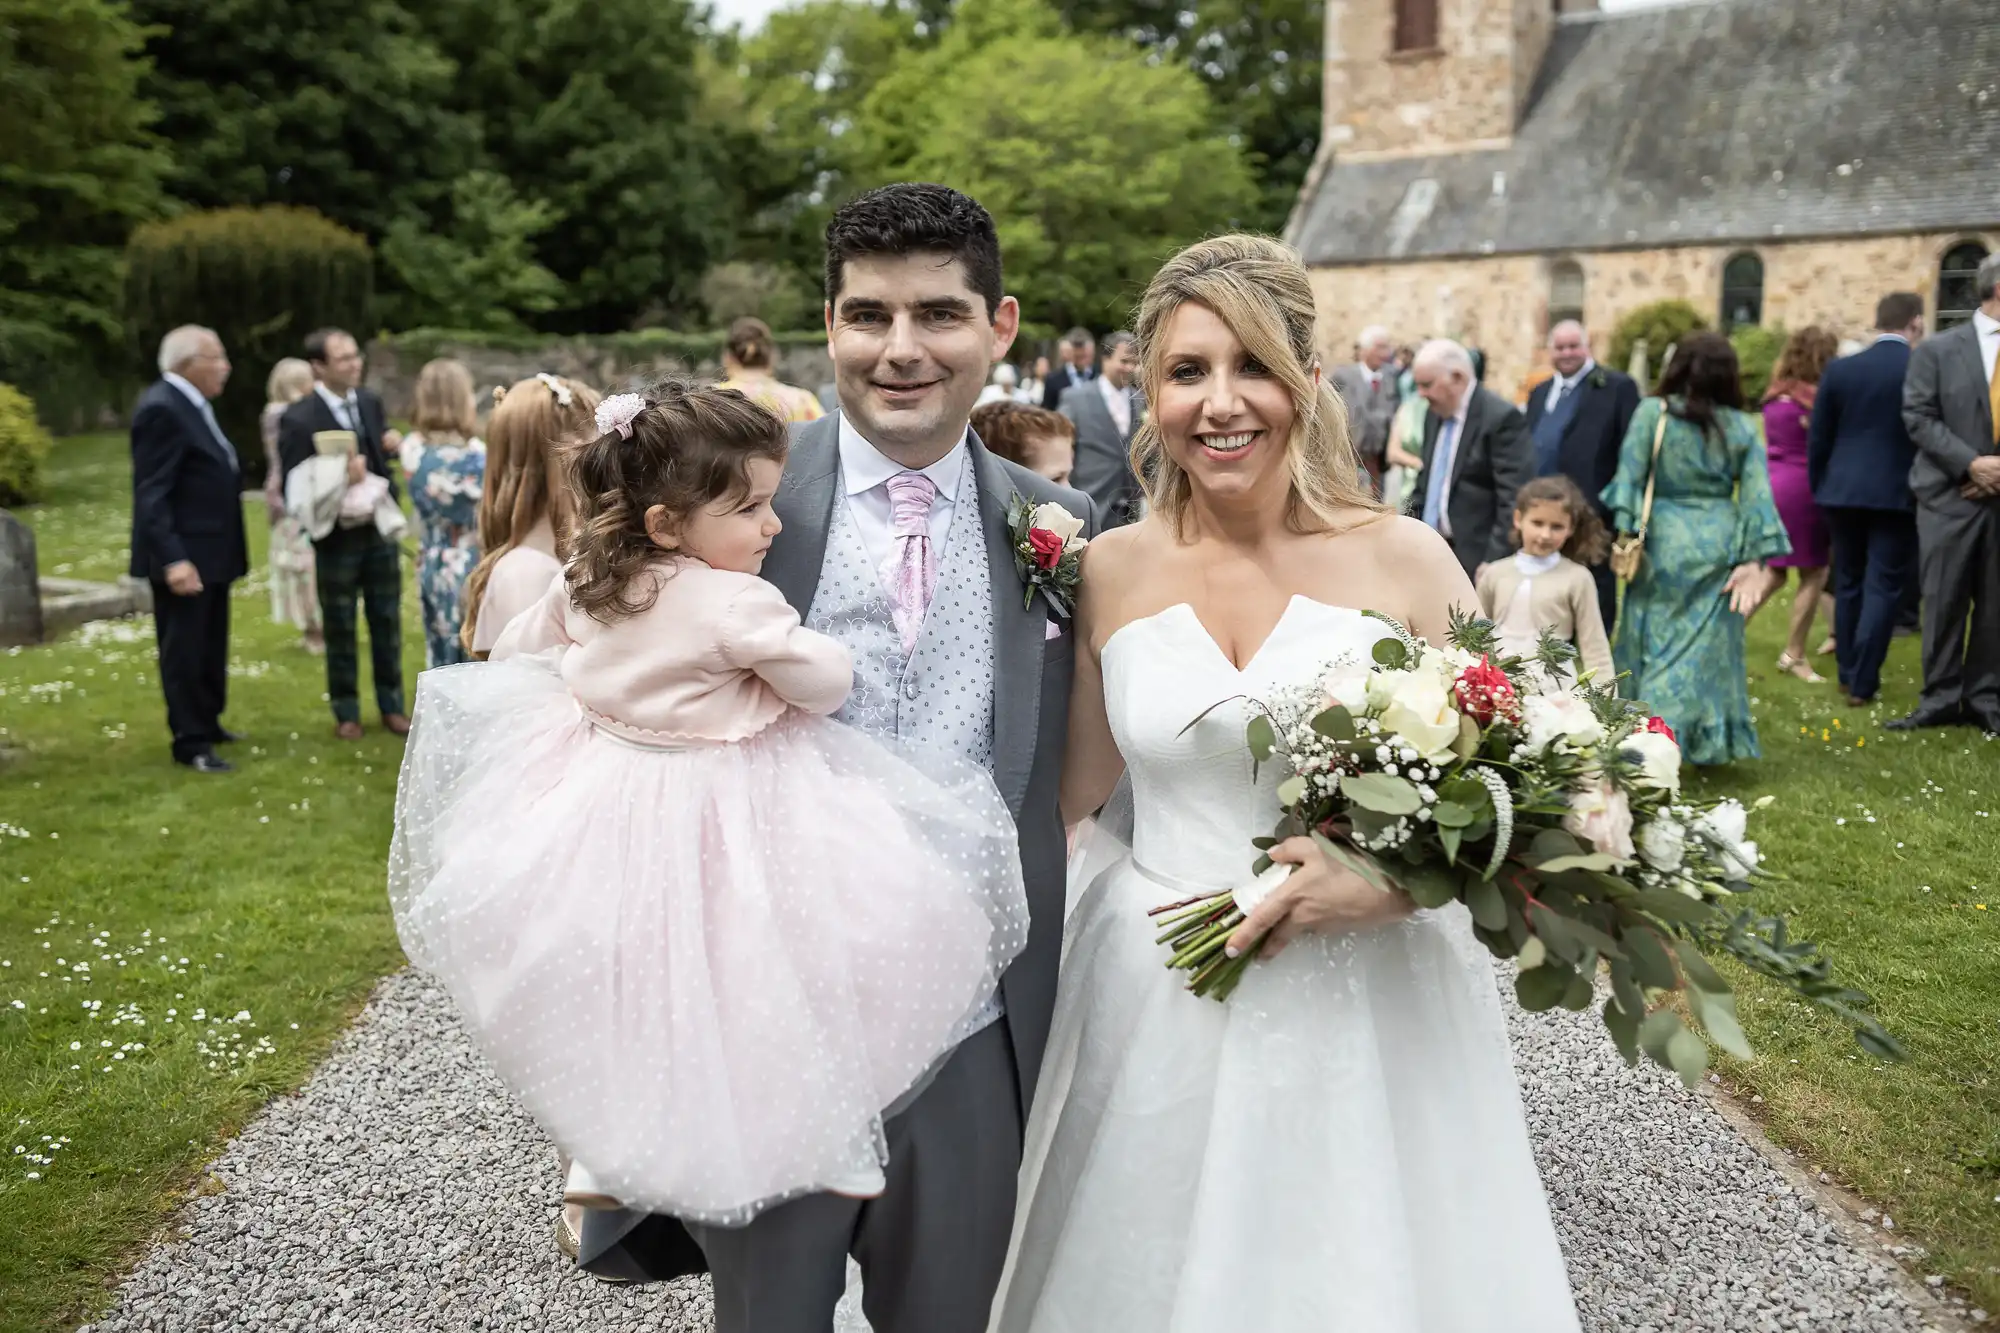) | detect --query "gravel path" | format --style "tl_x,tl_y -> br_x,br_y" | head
83,968 -> 1952,1333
